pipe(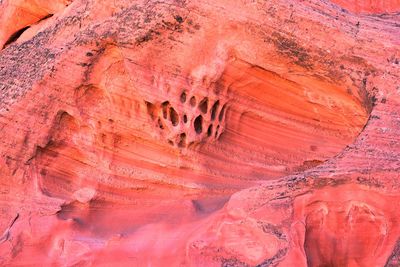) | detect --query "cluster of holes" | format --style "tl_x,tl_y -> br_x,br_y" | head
145,90 -> 227,148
